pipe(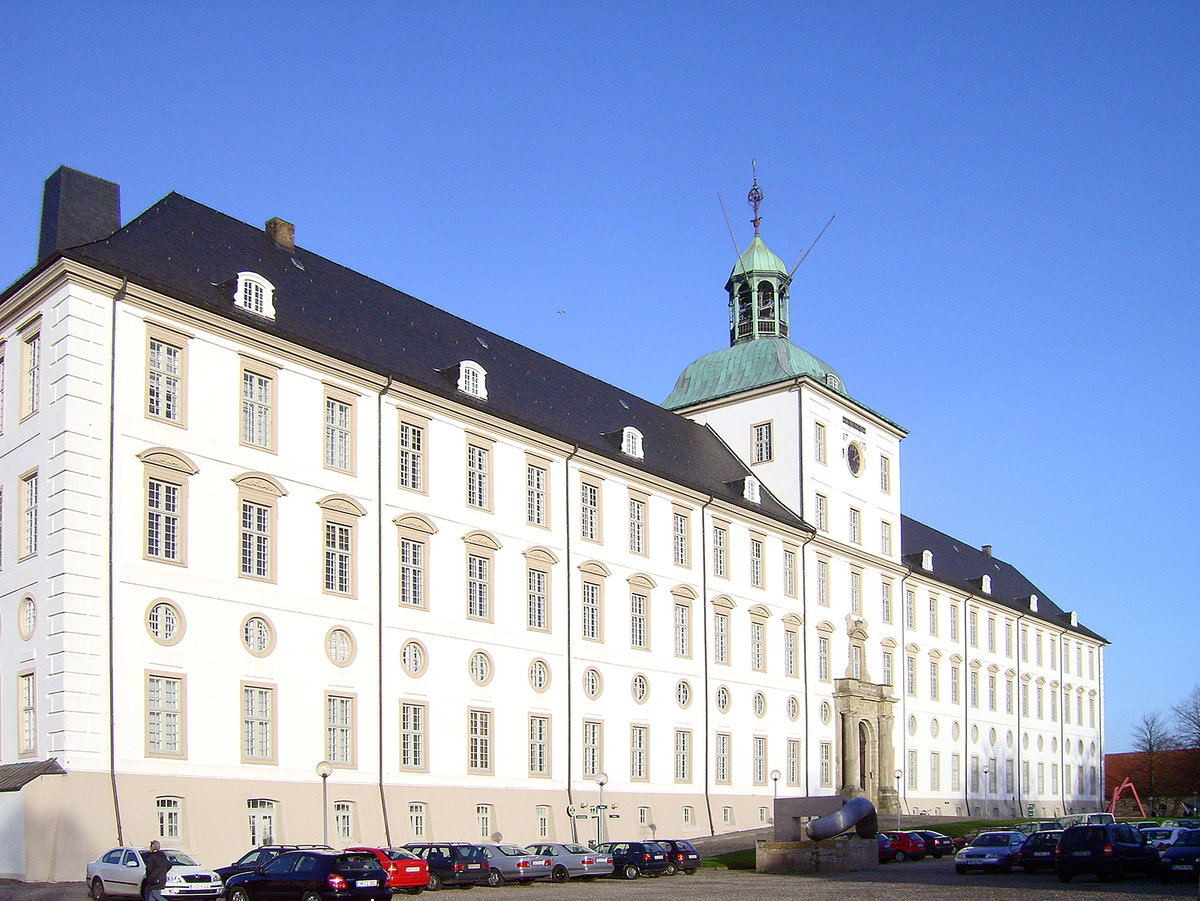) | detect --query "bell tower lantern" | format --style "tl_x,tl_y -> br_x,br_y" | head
727,170 -> 791,344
